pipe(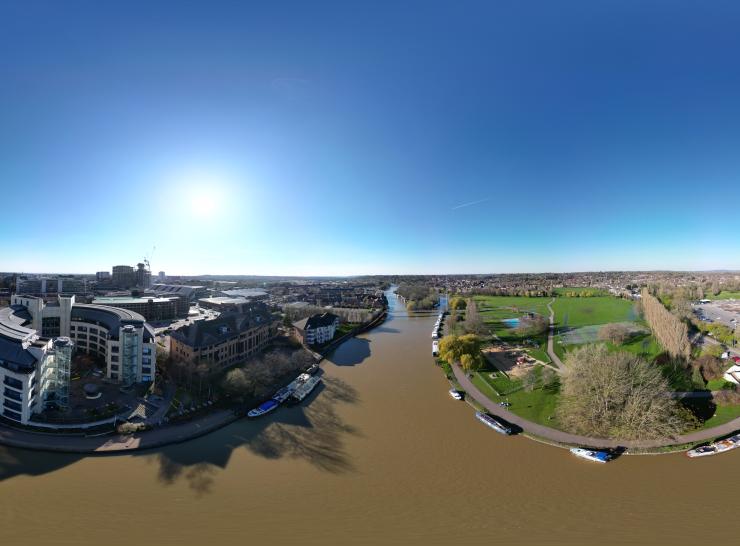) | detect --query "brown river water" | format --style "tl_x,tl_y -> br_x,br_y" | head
0,289 -> 737,545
